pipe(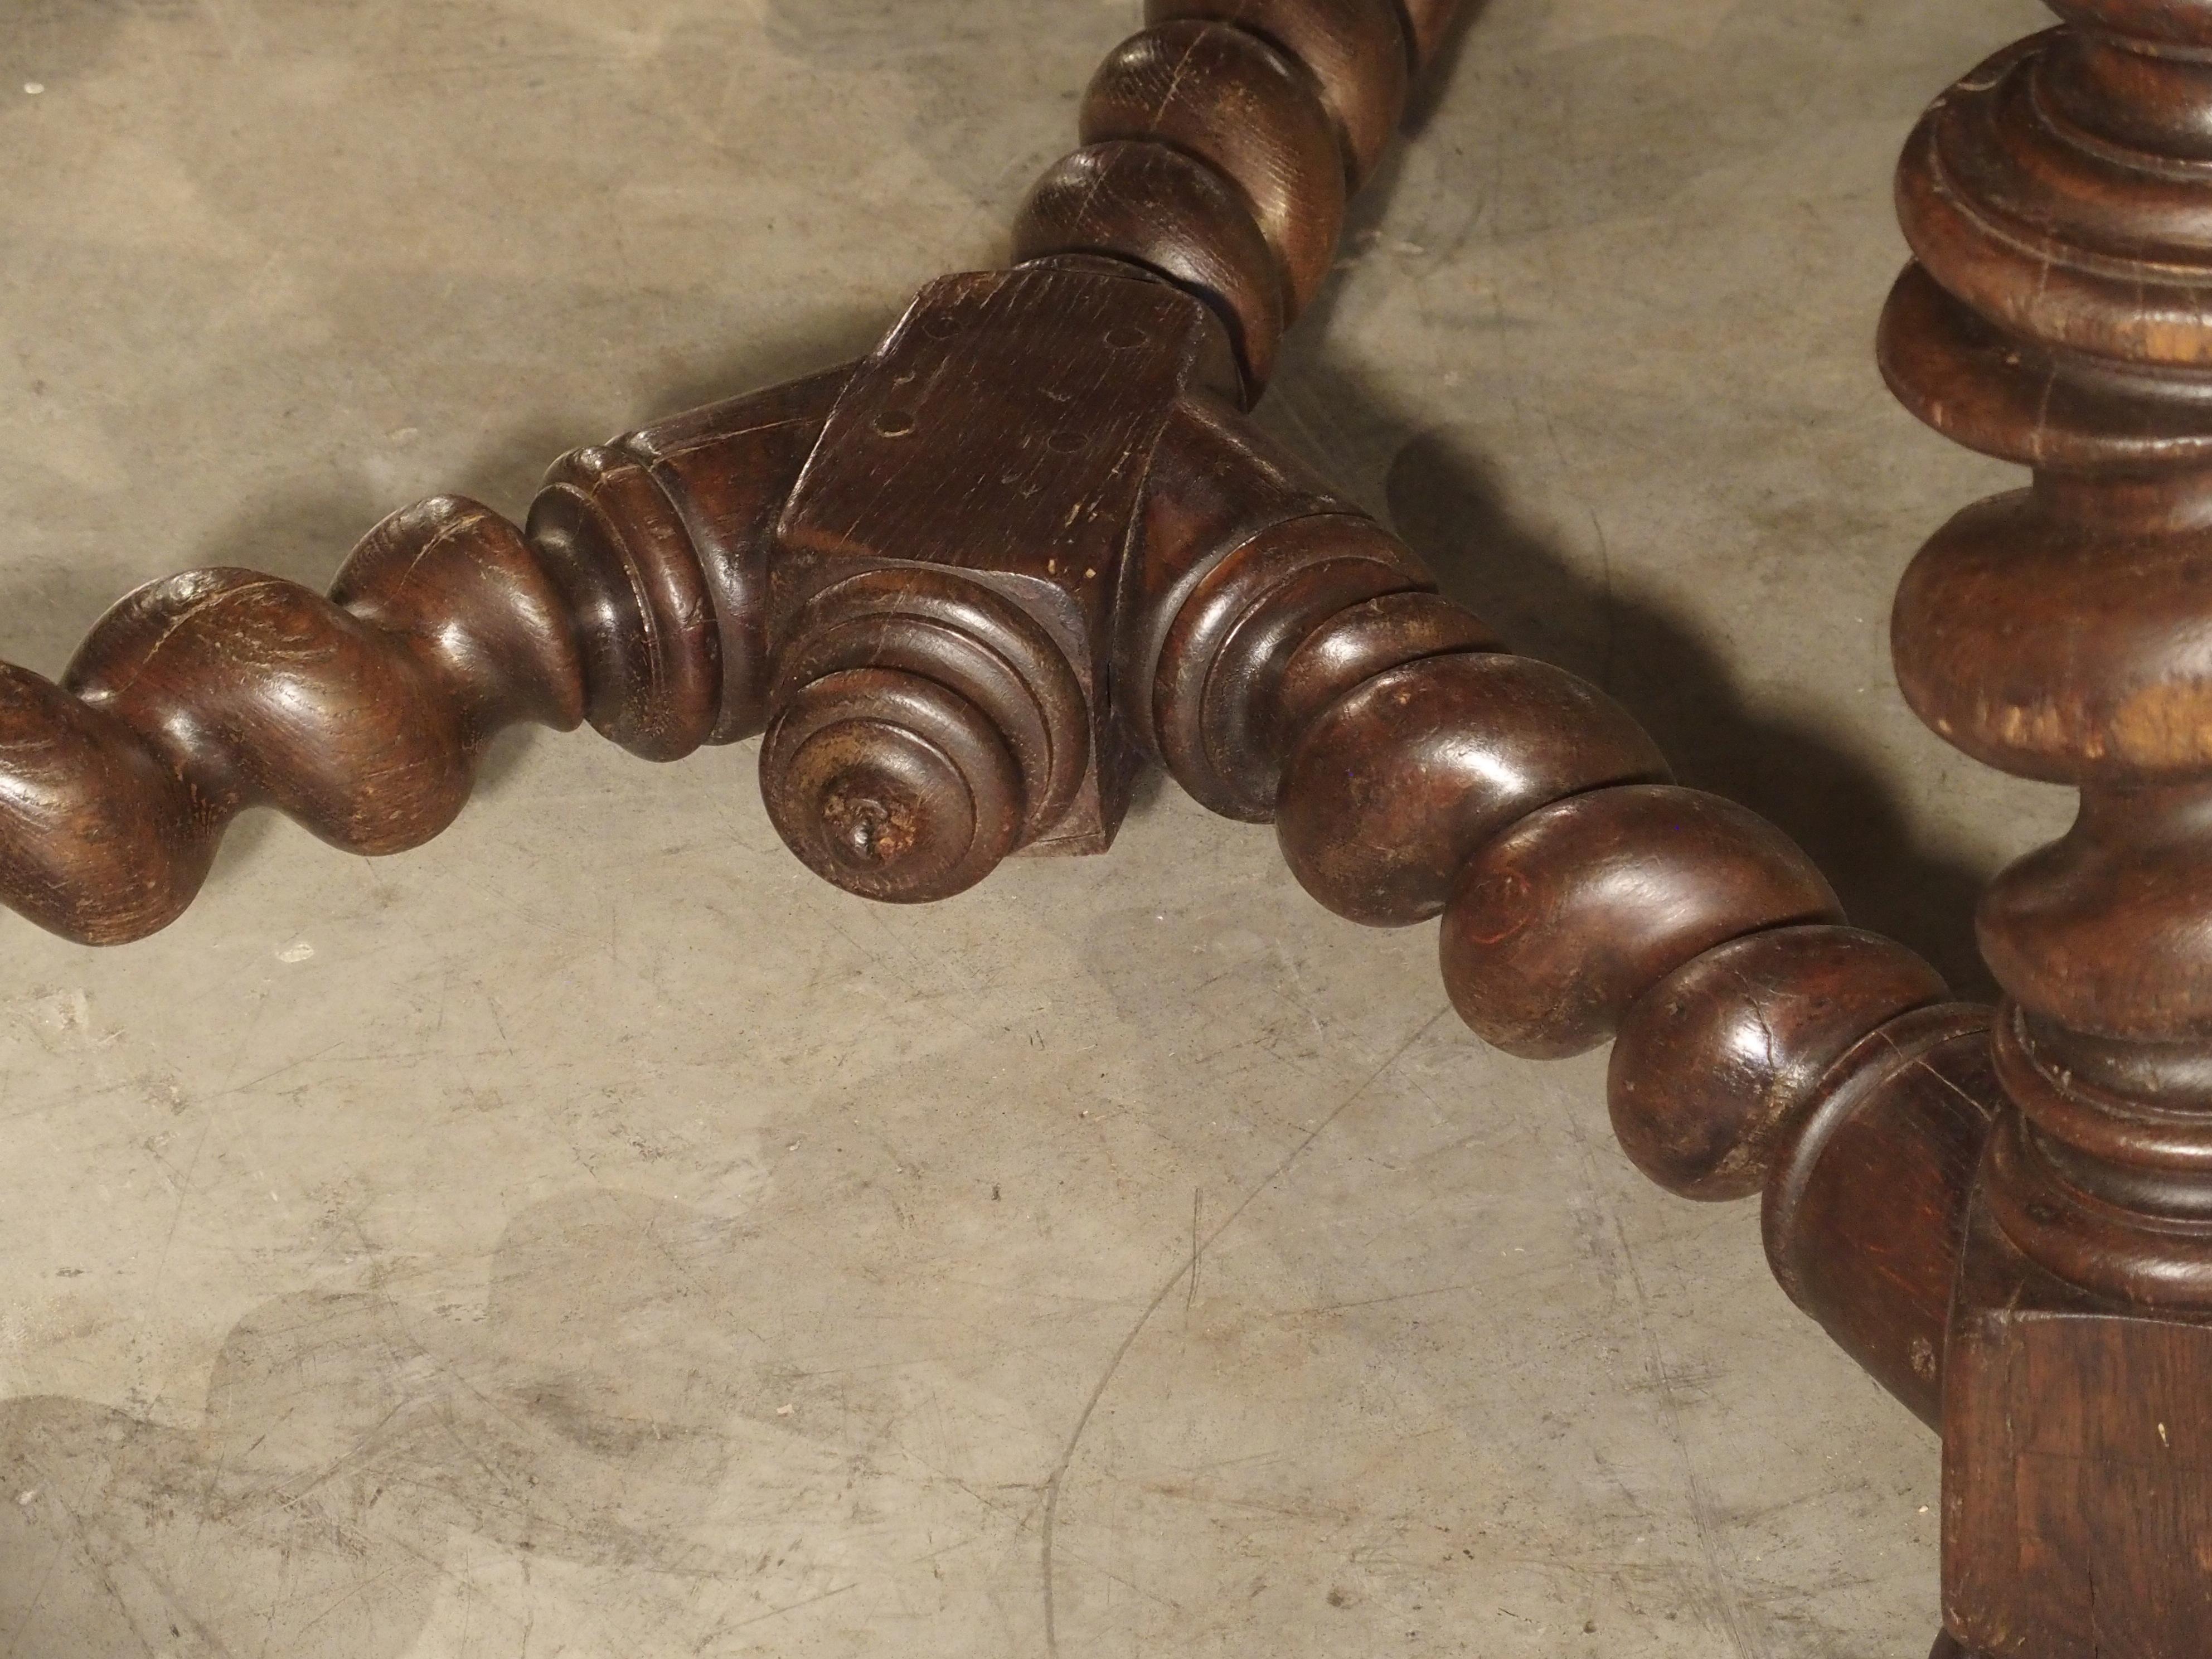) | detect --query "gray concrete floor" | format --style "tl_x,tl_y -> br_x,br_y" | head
0,1 -> 2068,1655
